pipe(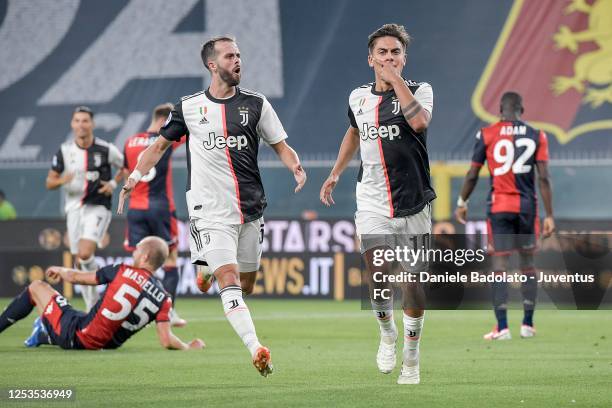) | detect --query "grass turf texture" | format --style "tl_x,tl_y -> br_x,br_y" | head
0,299 -> 611,408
